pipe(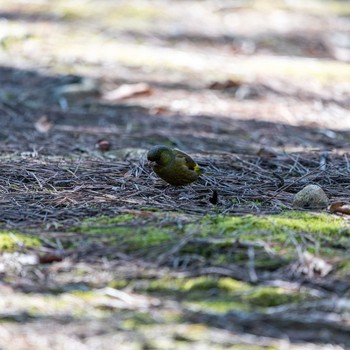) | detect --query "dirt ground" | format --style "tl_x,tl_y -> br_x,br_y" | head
0,0 -> 350,349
